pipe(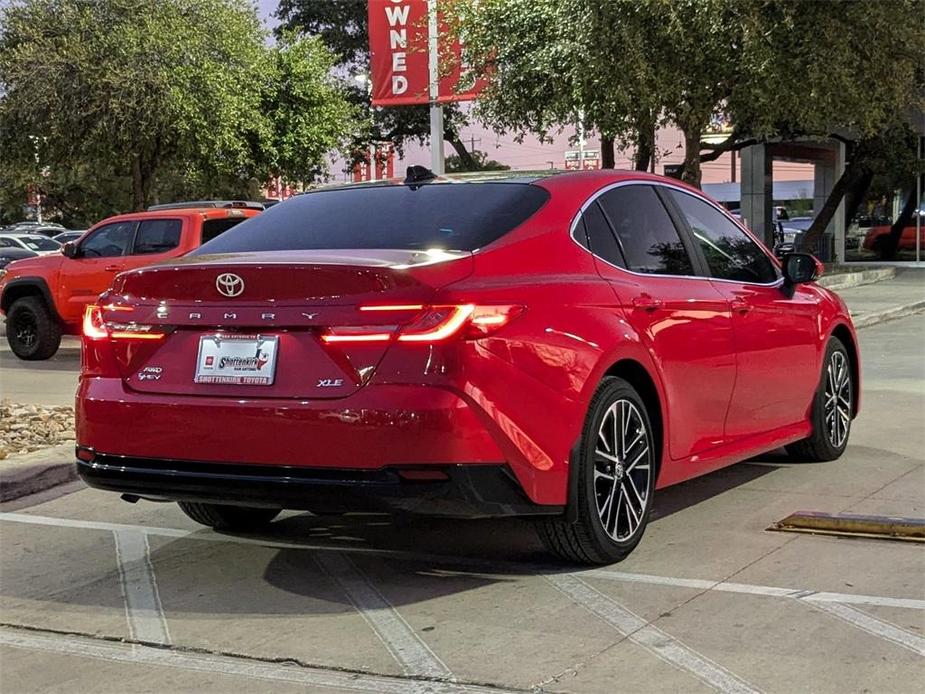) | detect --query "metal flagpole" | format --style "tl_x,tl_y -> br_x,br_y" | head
428,0 -> 445,174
